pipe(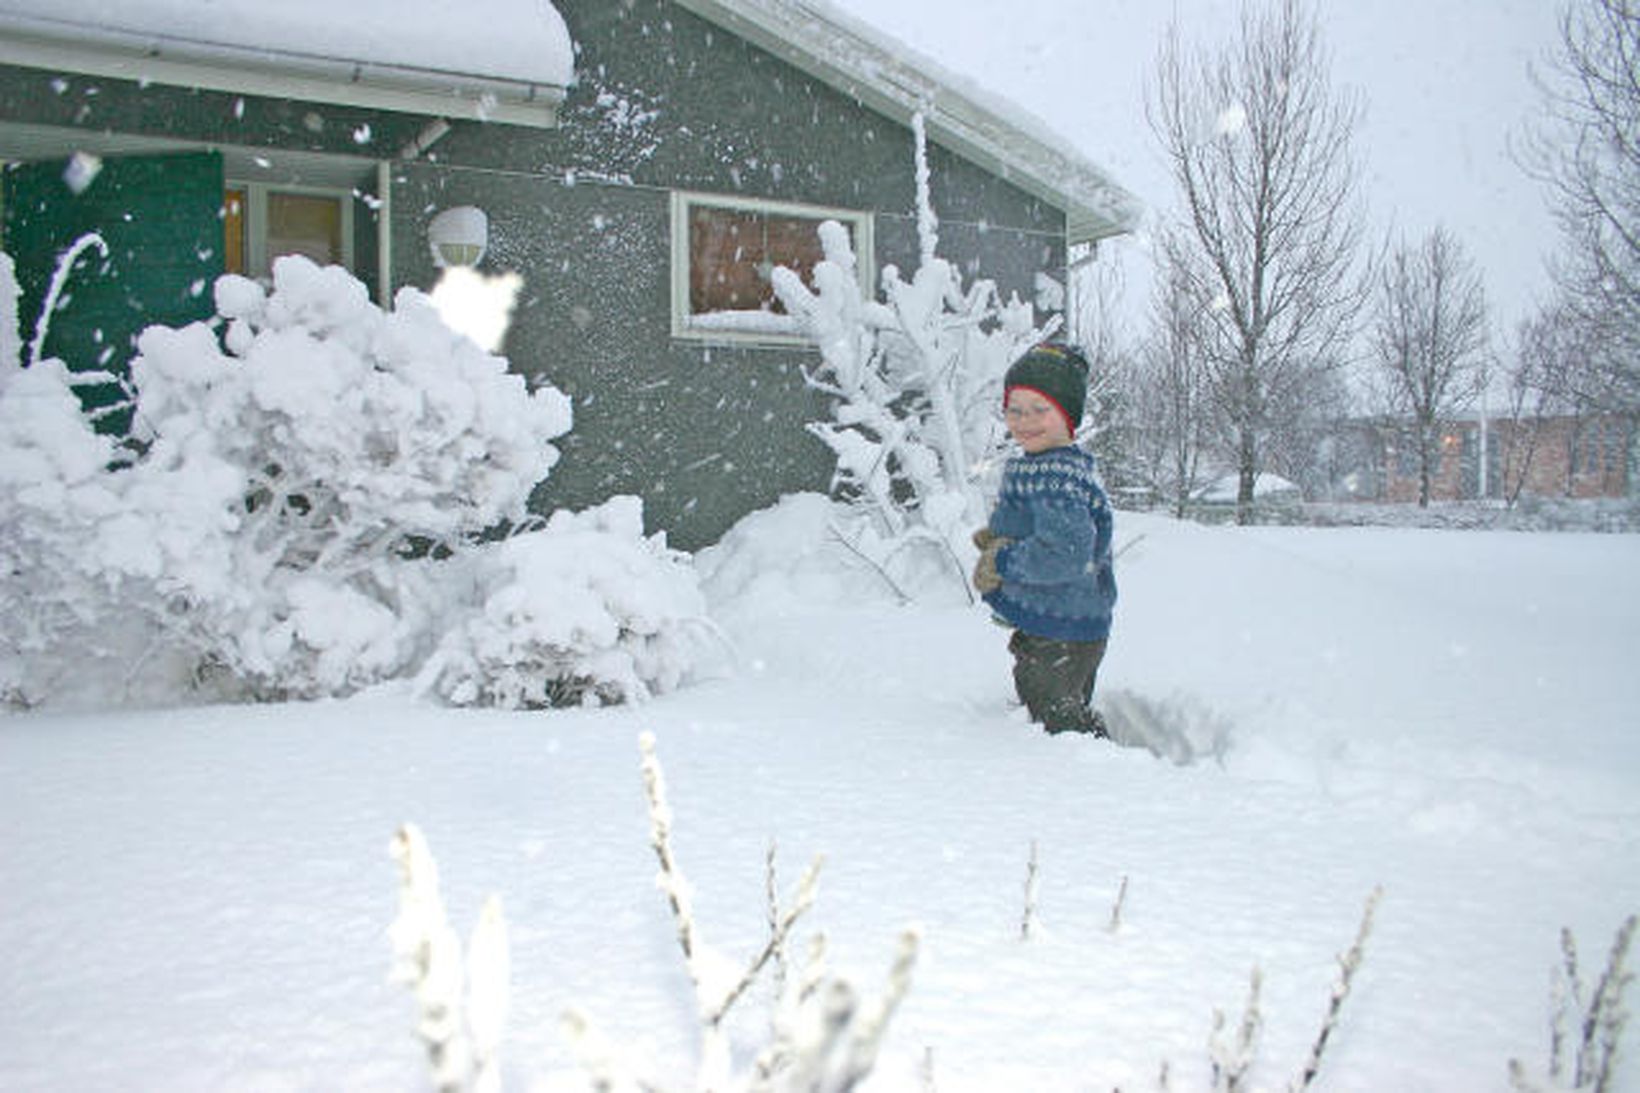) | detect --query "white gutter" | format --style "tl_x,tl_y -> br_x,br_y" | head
0,12 -> 567,127
672,0 -> 1138,246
